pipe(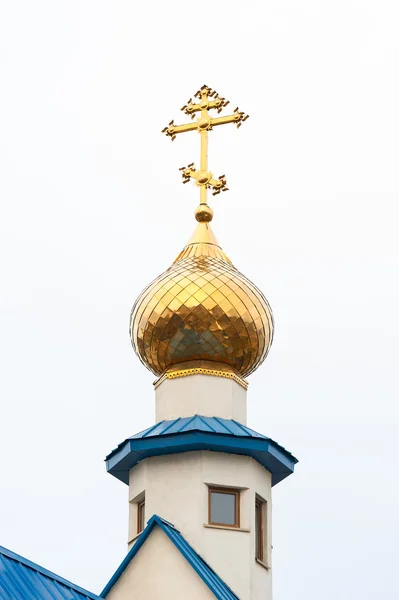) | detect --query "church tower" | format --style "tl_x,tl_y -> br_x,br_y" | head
103,86 -> 297,600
